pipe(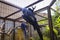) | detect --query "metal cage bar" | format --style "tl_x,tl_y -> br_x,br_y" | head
1,20 -> 5,40
1,0 -> 43,18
